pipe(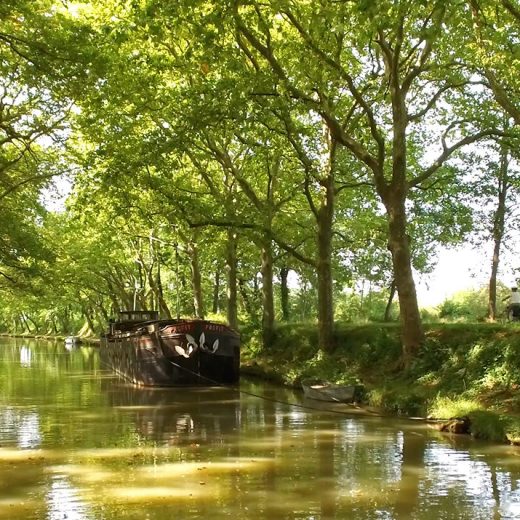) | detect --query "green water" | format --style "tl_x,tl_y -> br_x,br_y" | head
1,337 -> 520,519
